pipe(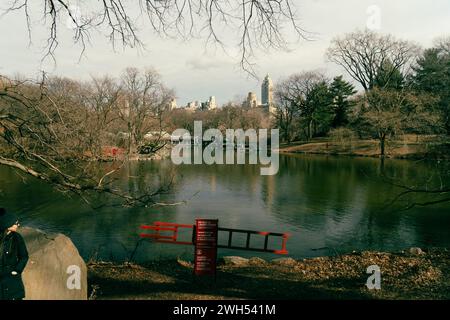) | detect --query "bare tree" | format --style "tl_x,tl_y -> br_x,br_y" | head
3,0 -> 307,75
434,35 -> 450,55
119,67 -> 174,155
275,71 -> 328,141
66,76 -> 123,157
326,30 -> 420,91
0,73 -> 177,207
274,83 -> 301,143
354,88 -> 440,157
